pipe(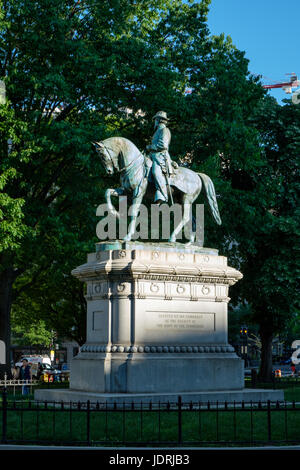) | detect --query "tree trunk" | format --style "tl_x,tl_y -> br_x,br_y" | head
0,262 -> 15,378
258,328 -> 273,382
